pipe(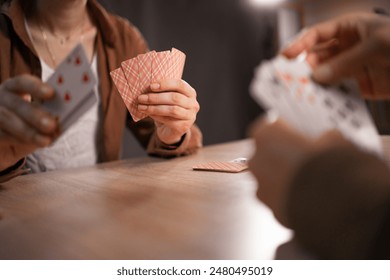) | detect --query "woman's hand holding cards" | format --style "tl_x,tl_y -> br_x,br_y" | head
111,47 -> 197,144
0,75 -> 58,171
137,78 -> 200,145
